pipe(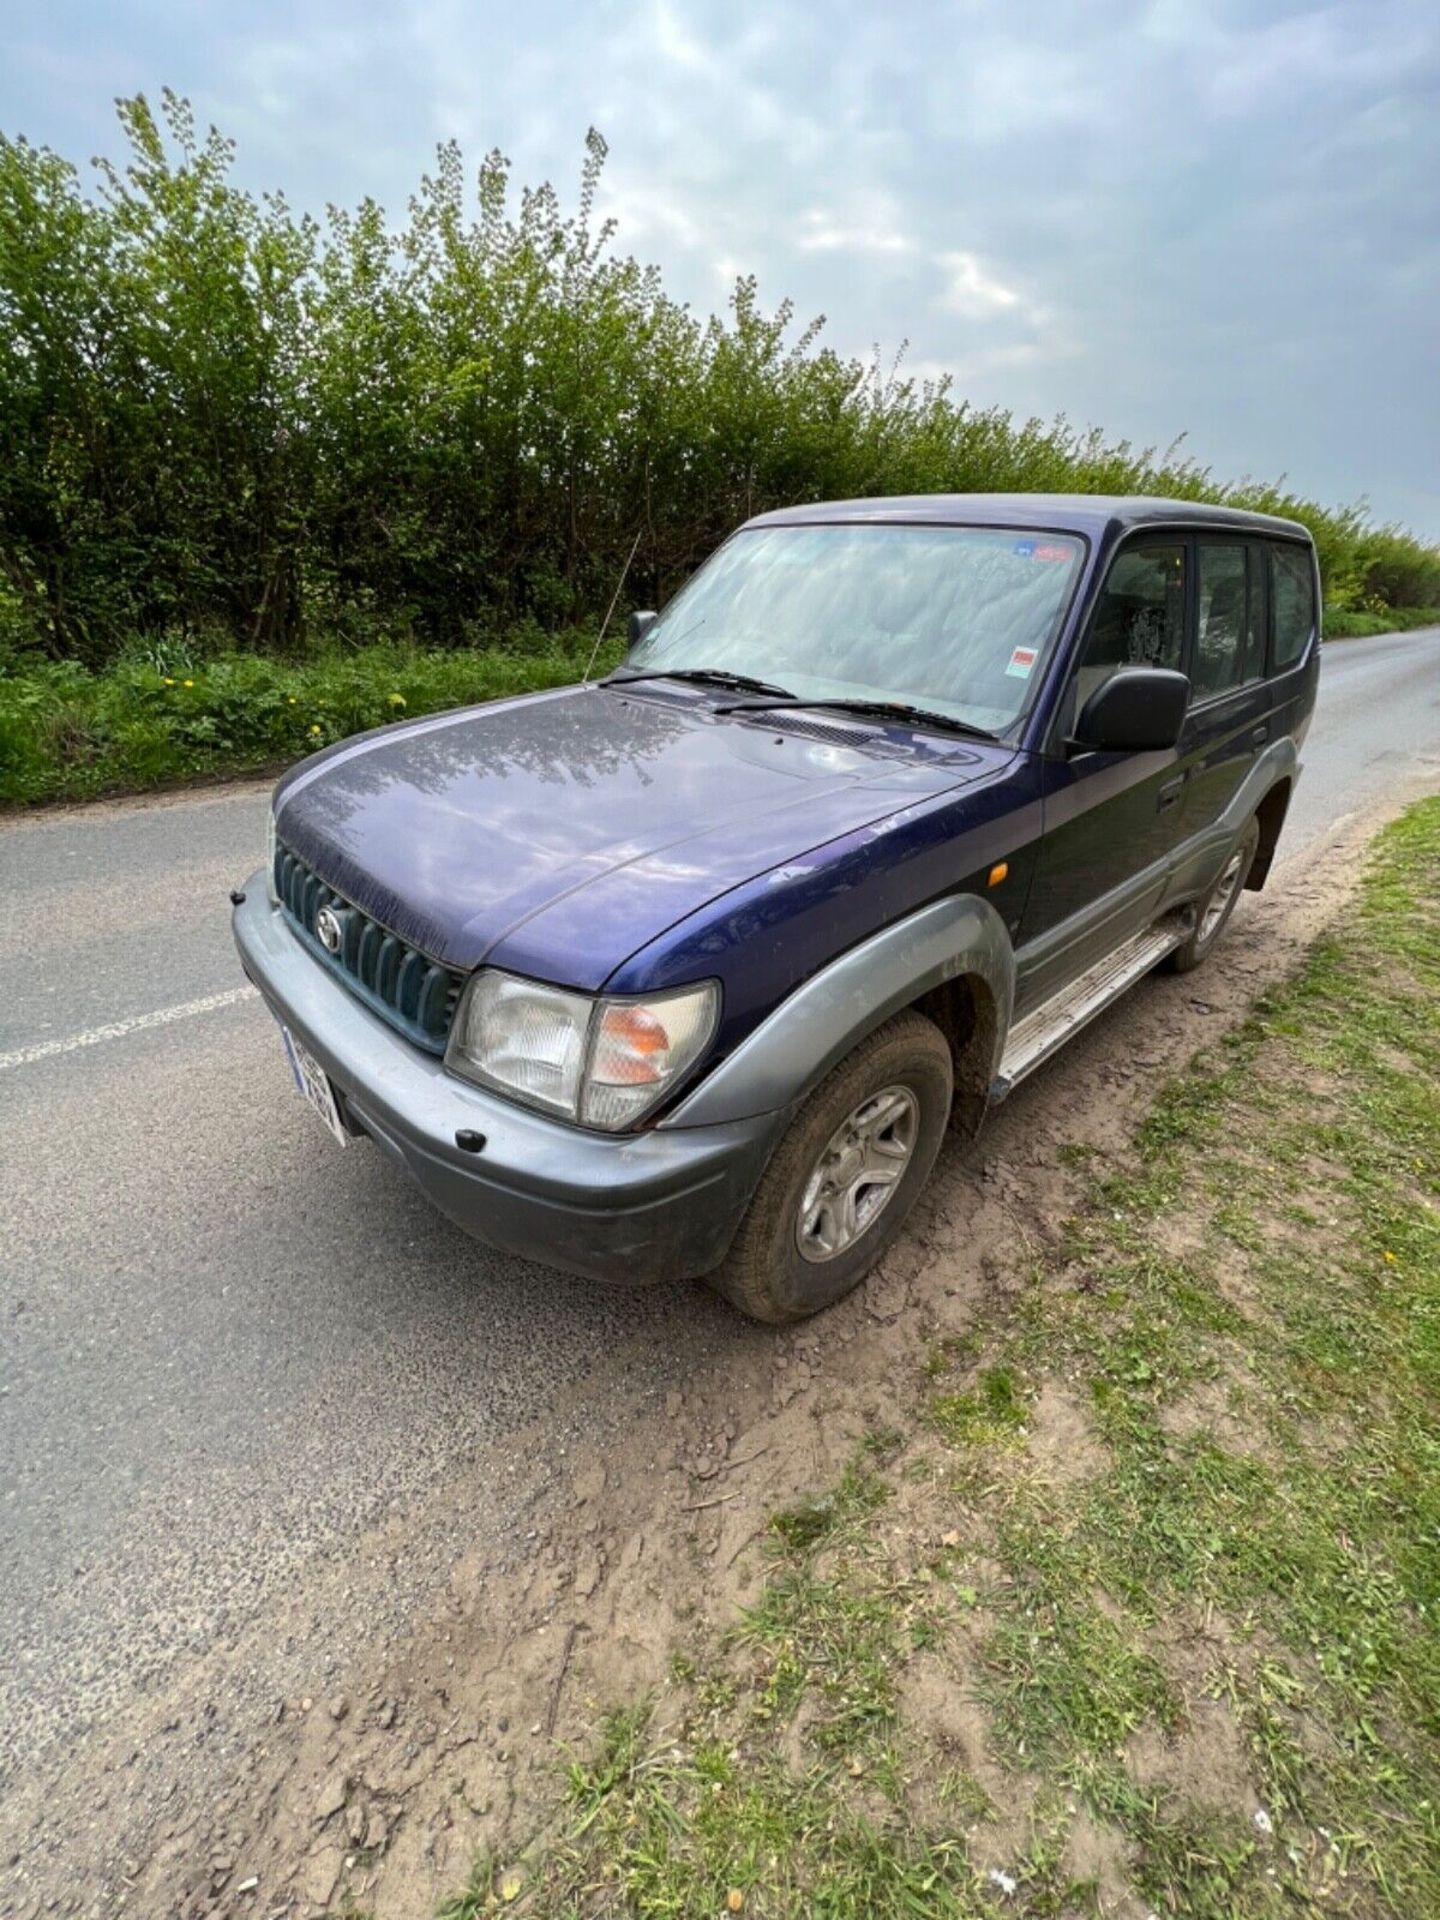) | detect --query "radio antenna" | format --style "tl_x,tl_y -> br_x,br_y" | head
582,527 -> 644,686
